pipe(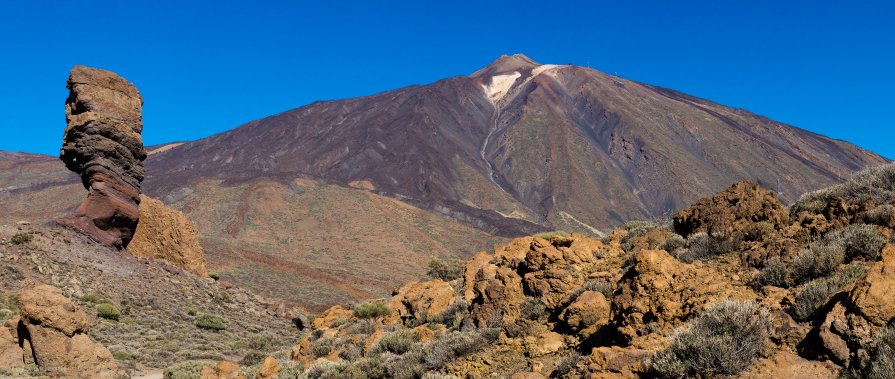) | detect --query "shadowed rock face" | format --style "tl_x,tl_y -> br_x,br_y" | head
57,65 -> 146,249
